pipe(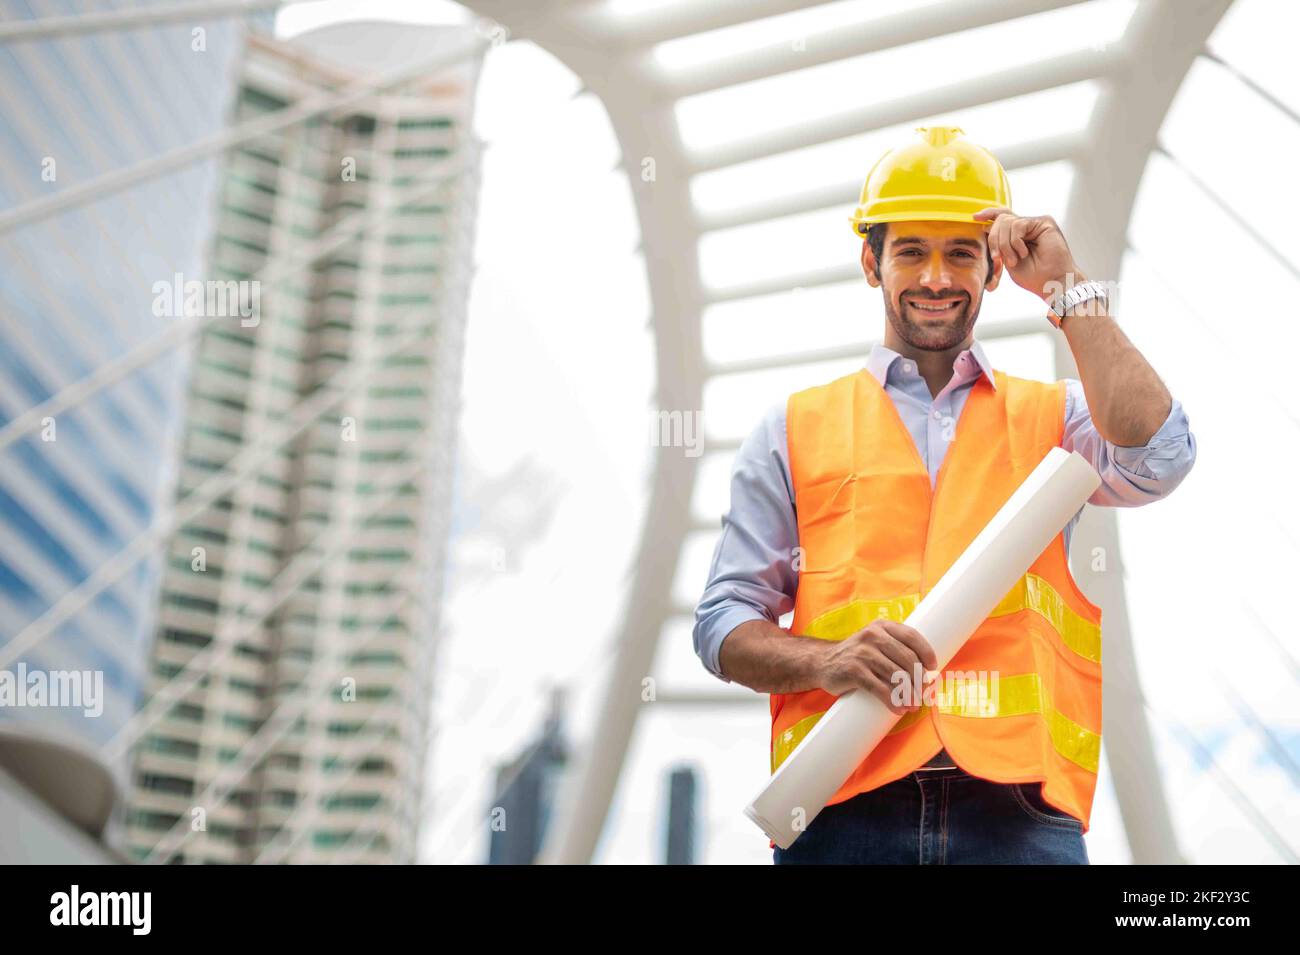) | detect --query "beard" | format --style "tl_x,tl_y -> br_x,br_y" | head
884,289 -> 979,351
